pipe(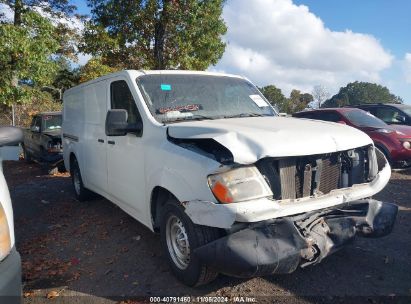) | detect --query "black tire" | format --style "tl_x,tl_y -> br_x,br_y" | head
70,157 -> 93,201
160,201 -> 221,286
375,145 -> 392,165
57,163 -> 67,173
23,146 -> 32,163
